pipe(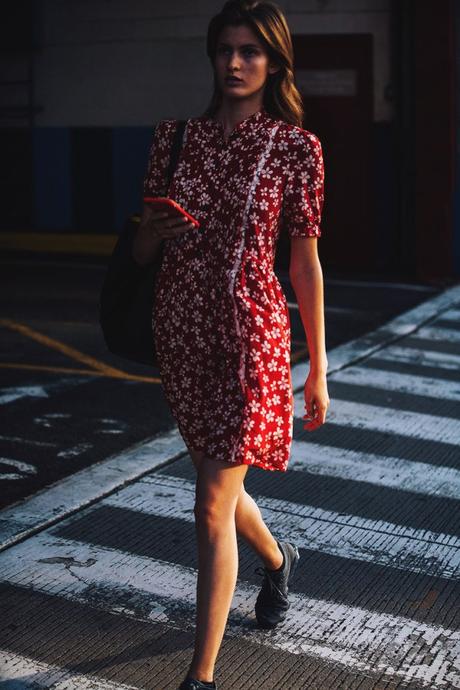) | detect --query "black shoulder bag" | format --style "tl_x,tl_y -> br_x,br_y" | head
98,119 -> 187,367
